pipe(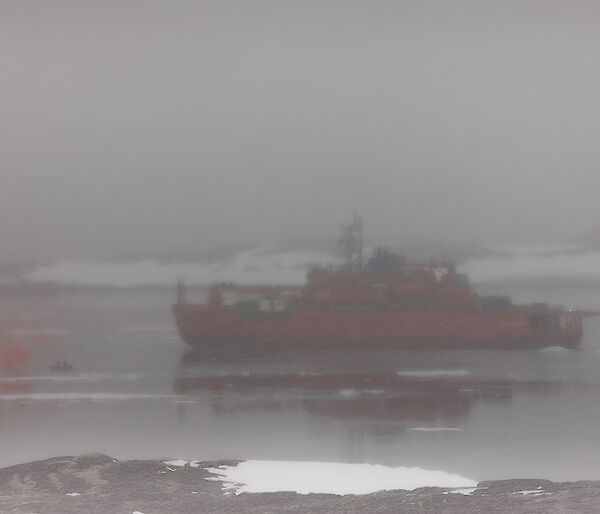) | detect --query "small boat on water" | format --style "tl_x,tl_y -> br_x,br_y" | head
49,360 -> 72,371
